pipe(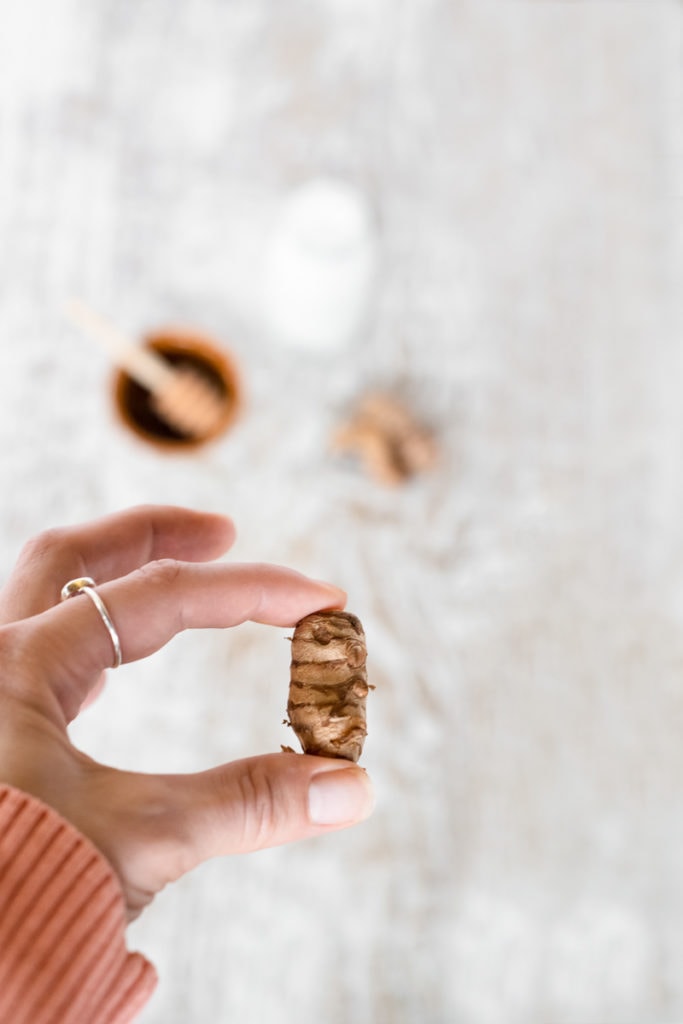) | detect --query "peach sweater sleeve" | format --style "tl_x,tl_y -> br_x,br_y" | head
0,784 -> 157,1024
